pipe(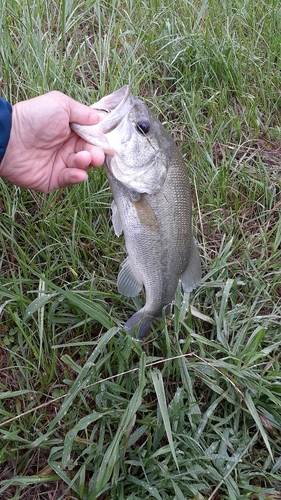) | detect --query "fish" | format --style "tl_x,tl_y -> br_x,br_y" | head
71,85 -> 202,339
